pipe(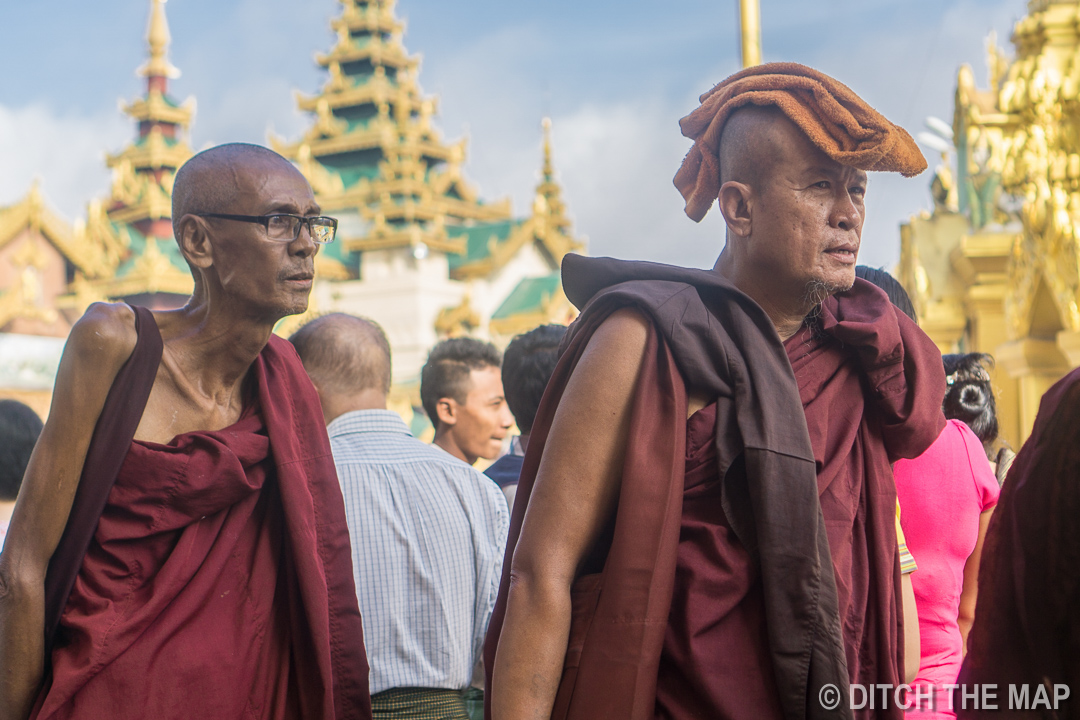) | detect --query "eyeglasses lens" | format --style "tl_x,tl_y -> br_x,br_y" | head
266,215 -> 298,240
264,215 -> 336,244
311,219 -> 336,244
